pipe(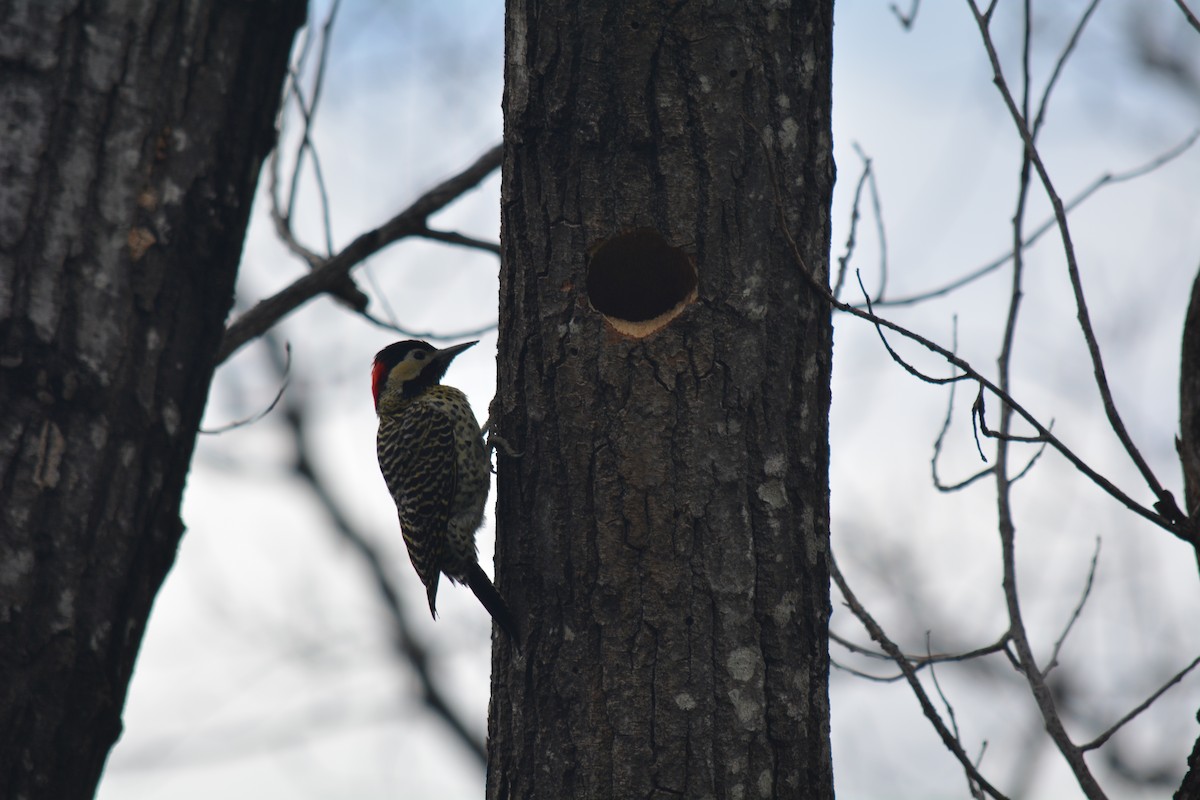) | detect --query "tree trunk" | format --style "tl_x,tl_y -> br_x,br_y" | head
1175,269 -> 1200,800
0,2 -> 305,797
491,2 -> 836,798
